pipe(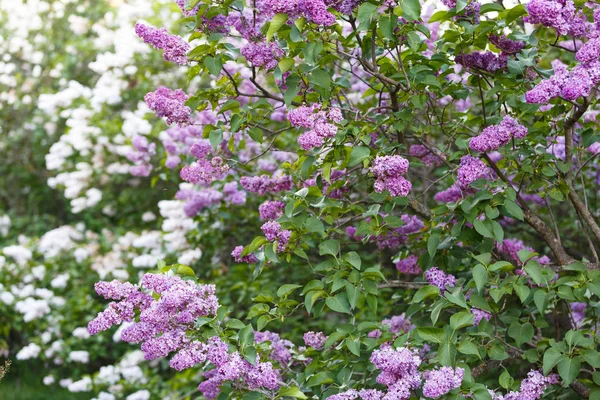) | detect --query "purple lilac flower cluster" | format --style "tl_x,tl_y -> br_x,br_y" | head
395,254 -> 422,275
176,187 -> 223,217
134,23 -> 190,65
180,141 -> 230,185
304,169 -> 348,198
231,245 -> 258,263
489,35 -> 526,54
526,60 -> 600,104
127,135 -> 156,177
261,221 -> 291,252
326,389 -> 385,400
370,346 -> 423,399
425,267 -> 456,292
223,182 -> 246,205
382,313 -> 414,335
441,0 -> 481,23
570,302 -> 586,328
241,41 -> 284,70
409,145 -> 444,166
259,200 -> 286,220
255,331 -> 295,365
489,370 -> 559,400
524,0 -> 587,37
303,331 -> 328,350
240,174 -> 293,195
422,367 -> 464,398
455,51 -> 508,73
457,155 -> 489,189
496,238 -> 551,266
262,0 -> 336,26
469,116 -> 528,153
145,87 -> 192,126
88,274 -> 219,360
371,214 -> 424,250
471,307 -> 492,326
434,184 -> 464,203
198,351 -> 280,399
370,155 -> 412,197
288,104 -> 342,151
